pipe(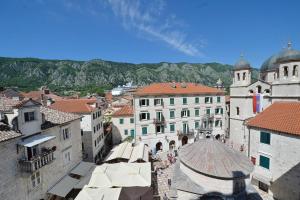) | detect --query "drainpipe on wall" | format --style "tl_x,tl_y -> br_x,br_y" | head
248,126 -> 251,158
